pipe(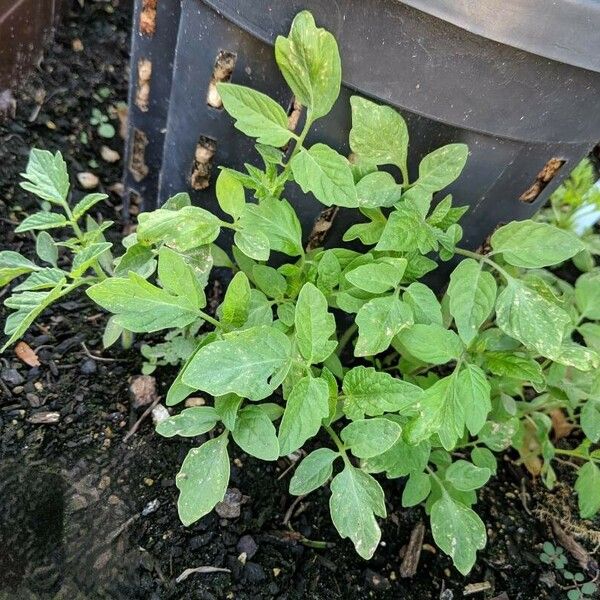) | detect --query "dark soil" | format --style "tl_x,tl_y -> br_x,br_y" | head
0,2 -> 598,599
